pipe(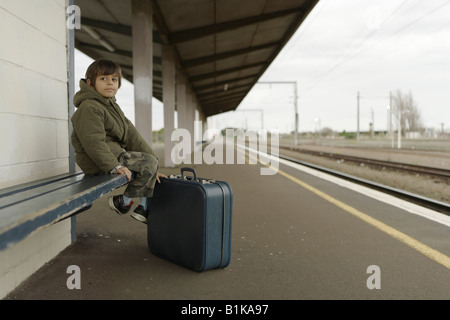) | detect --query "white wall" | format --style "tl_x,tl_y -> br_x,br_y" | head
0,219 -> 72,299
0,0 -> 70,189
0,0 -> 72,298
